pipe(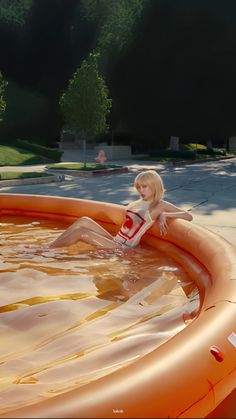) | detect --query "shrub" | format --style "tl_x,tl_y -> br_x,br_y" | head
16,139 -> 63,162
181,143 -> 207,151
